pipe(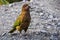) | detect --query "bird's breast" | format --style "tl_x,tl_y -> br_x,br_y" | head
20,13 -> 31,22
